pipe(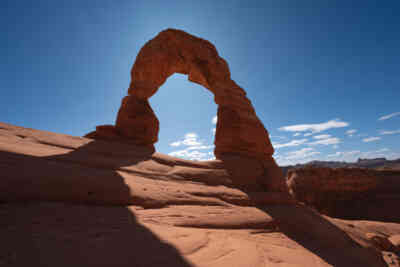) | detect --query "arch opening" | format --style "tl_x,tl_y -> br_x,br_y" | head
149,73 -> 217,161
